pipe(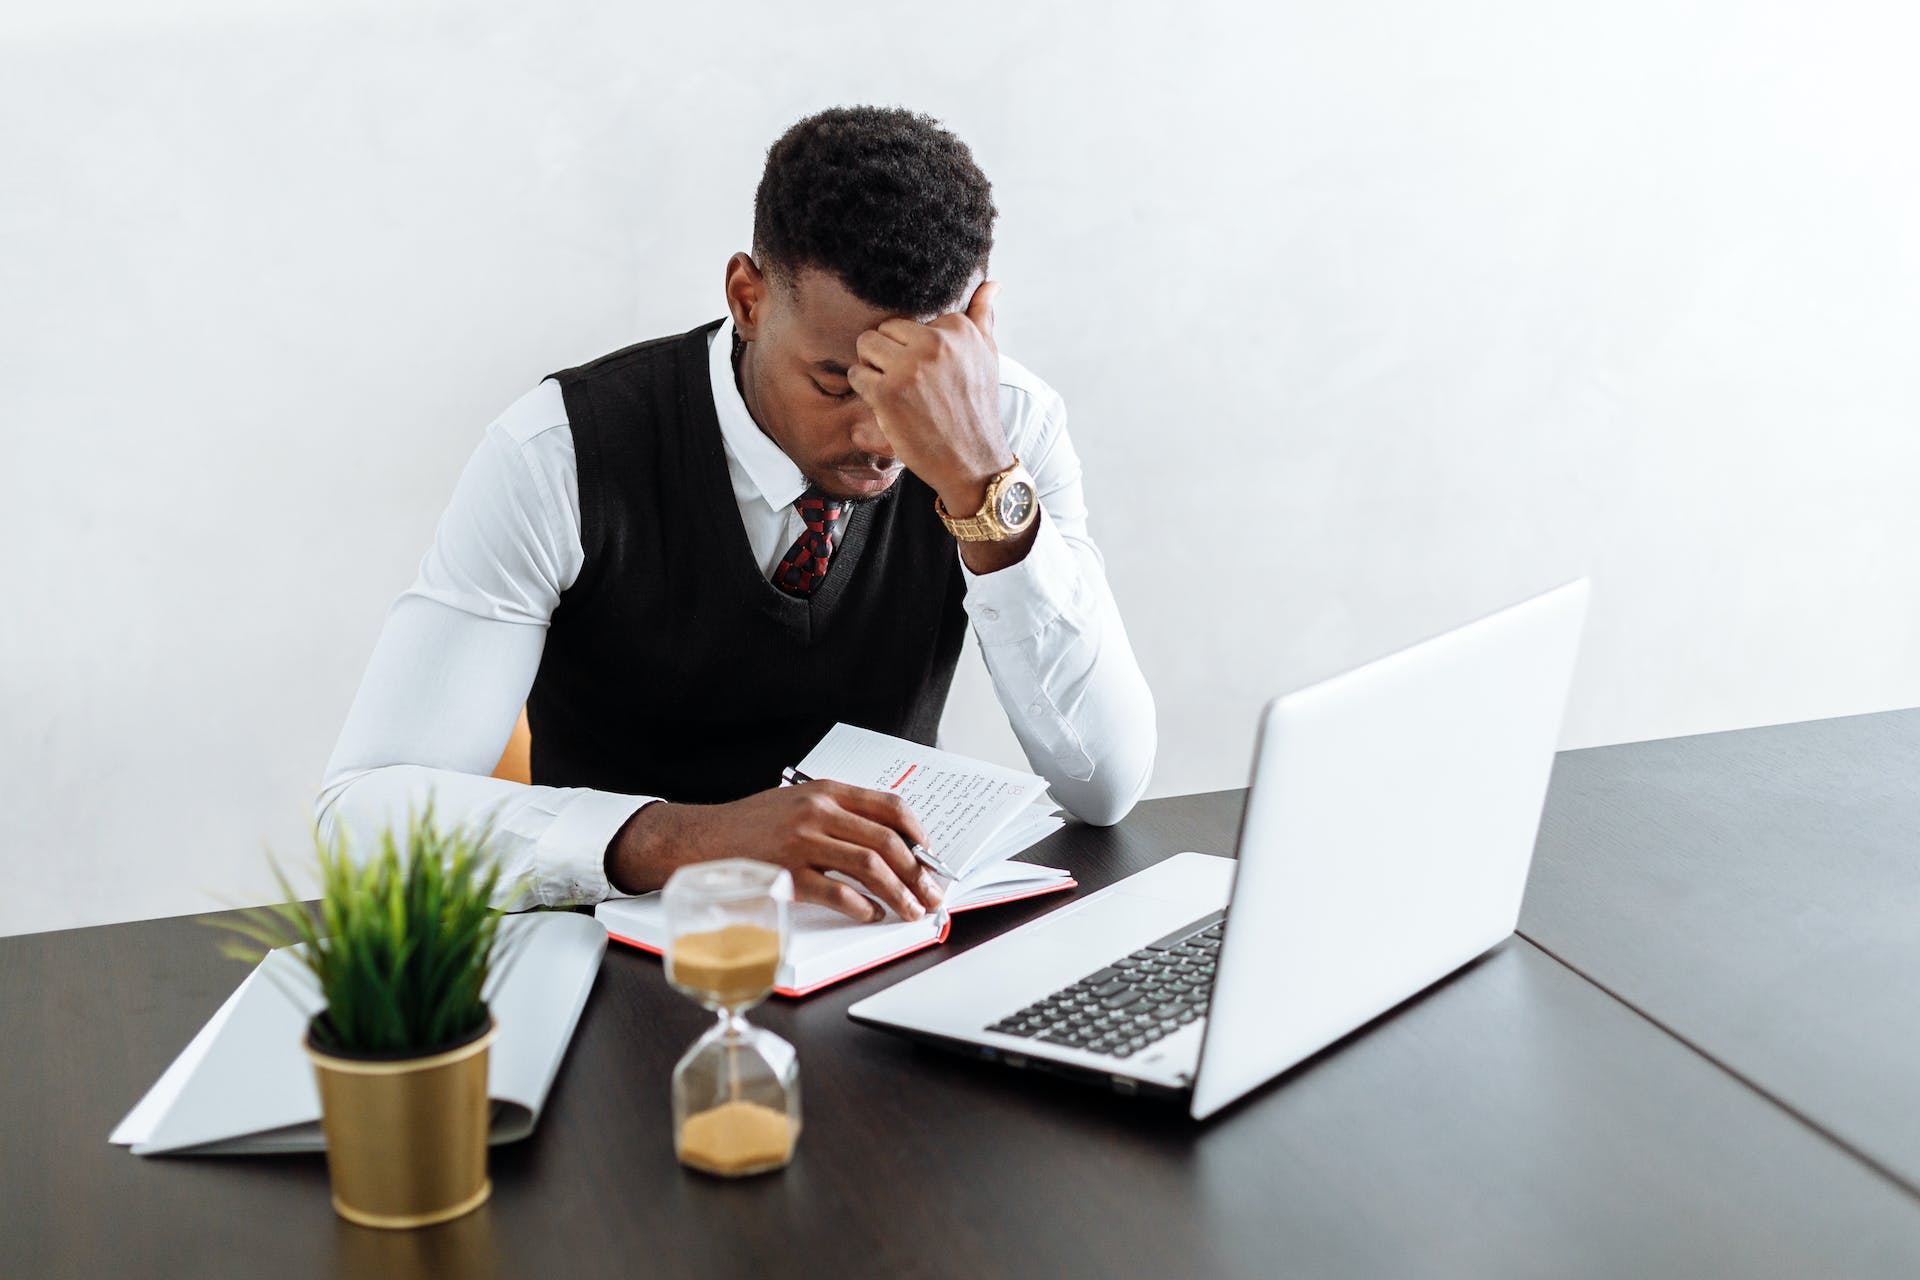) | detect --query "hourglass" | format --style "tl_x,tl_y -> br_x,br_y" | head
662,859 -> 801,1177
